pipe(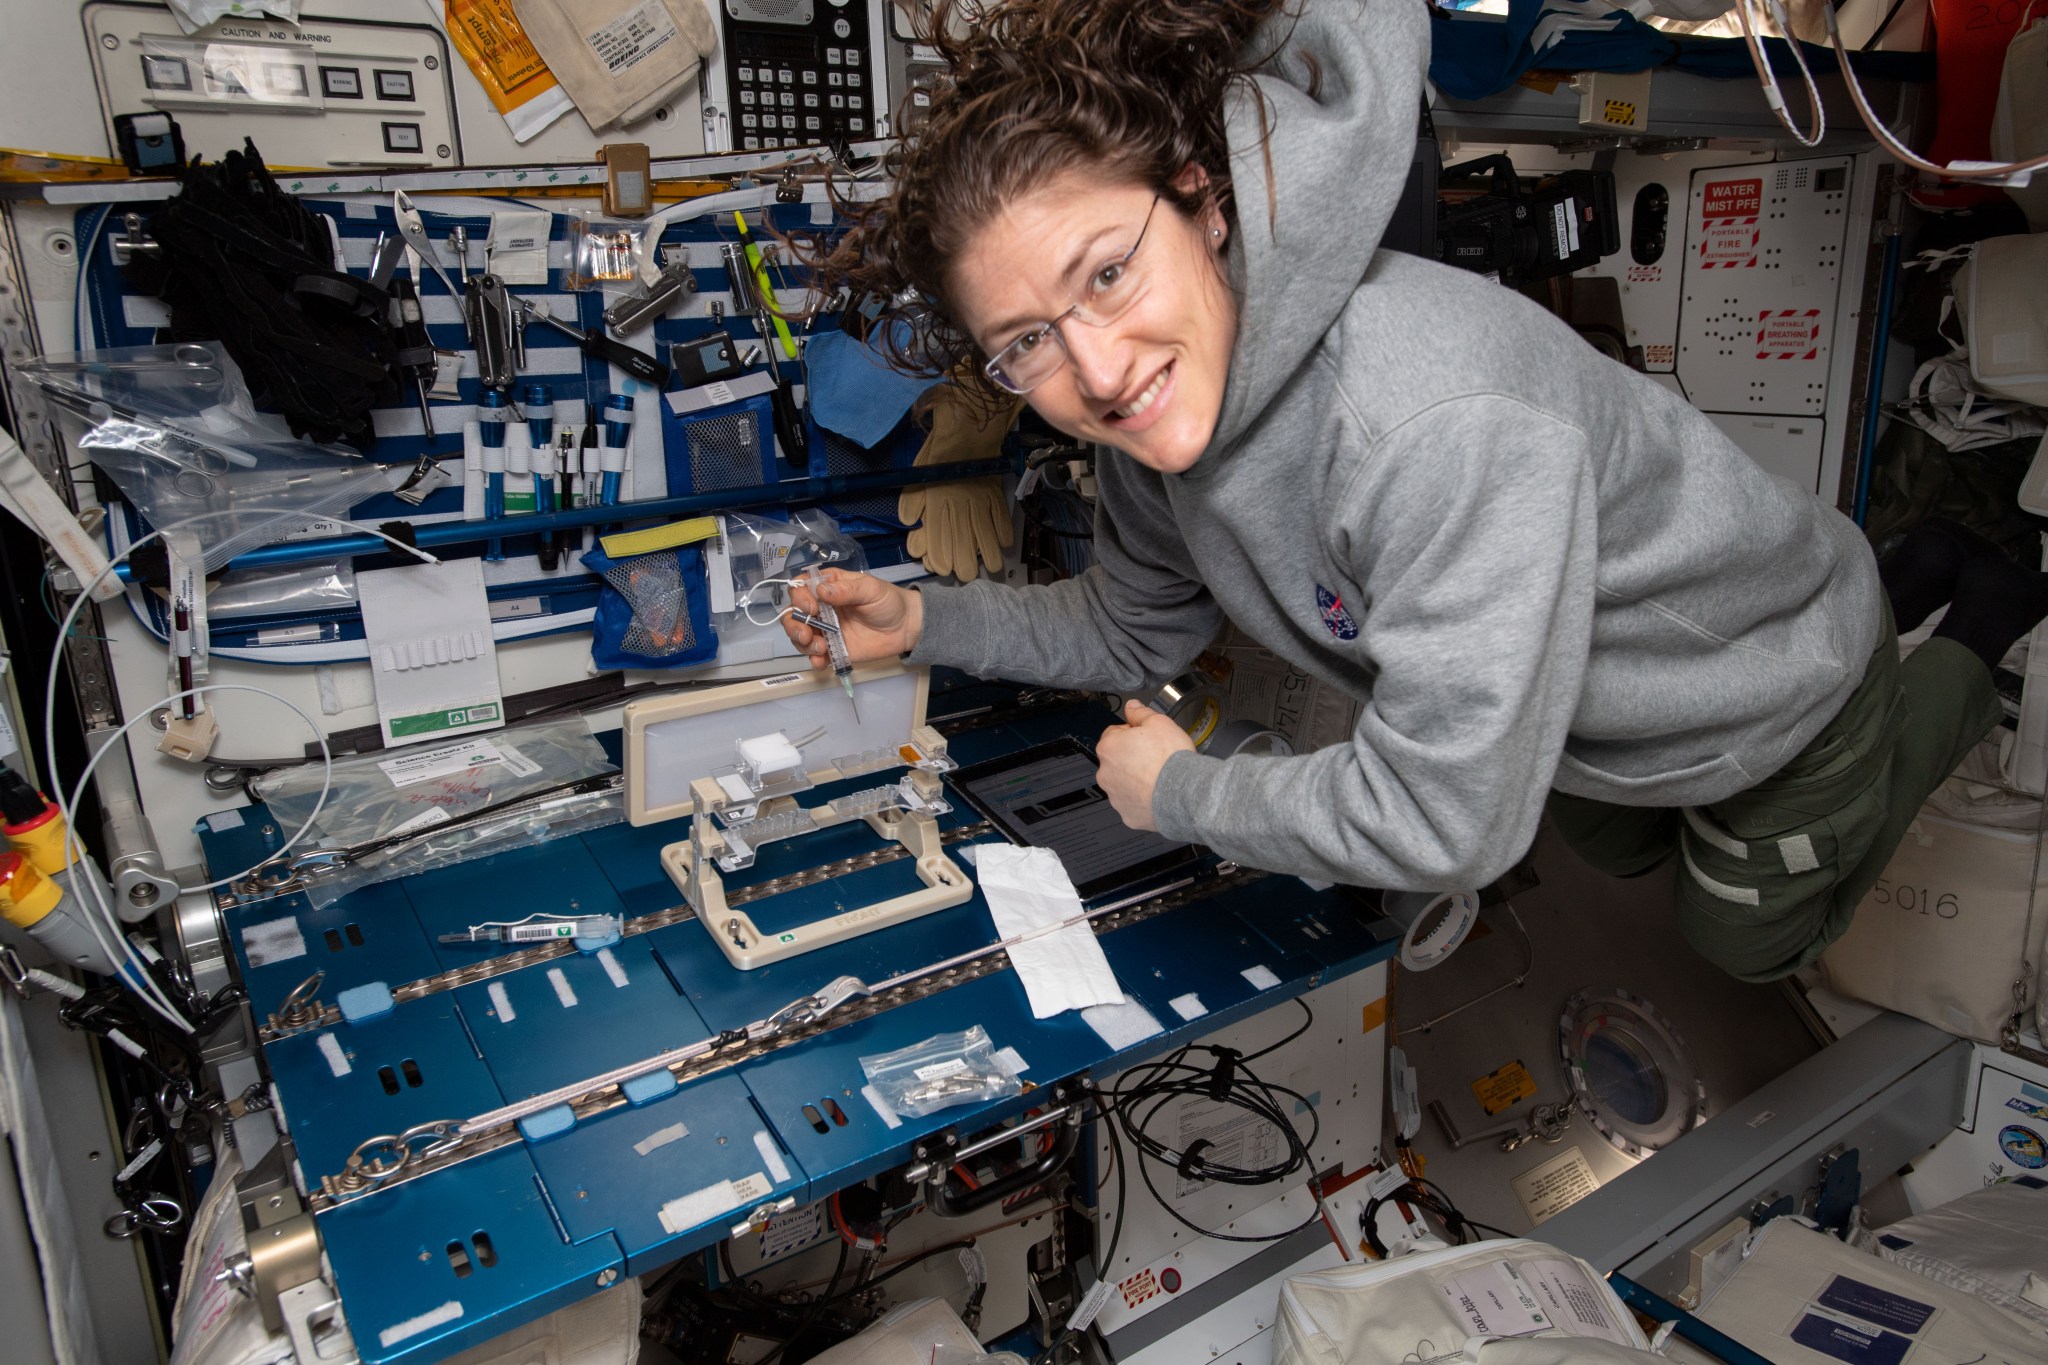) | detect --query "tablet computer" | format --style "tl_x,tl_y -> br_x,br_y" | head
950,735 -> 1207,904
